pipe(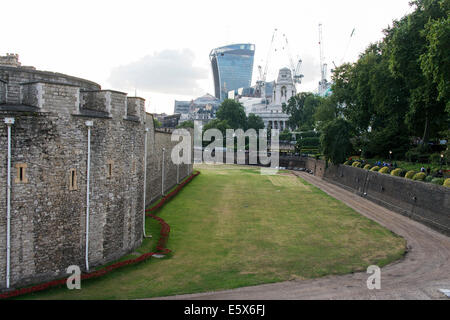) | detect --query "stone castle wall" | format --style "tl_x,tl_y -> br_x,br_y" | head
0,65 -> 193,290
144,114 -> 193,205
